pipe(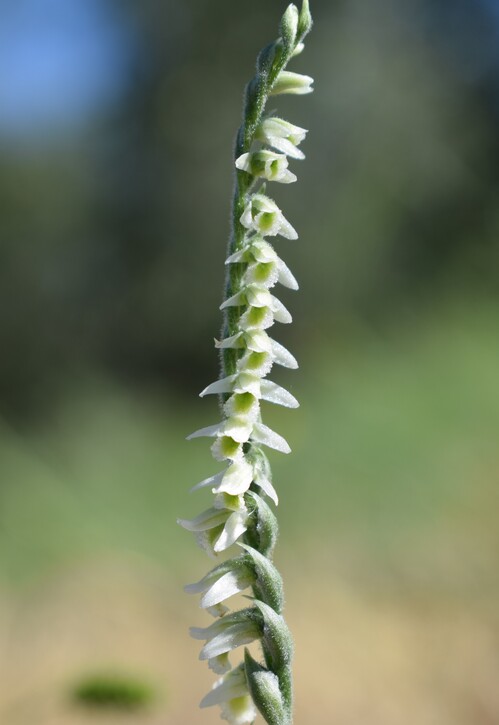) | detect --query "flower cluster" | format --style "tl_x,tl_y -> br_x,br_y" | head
179,3 -> 313,723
